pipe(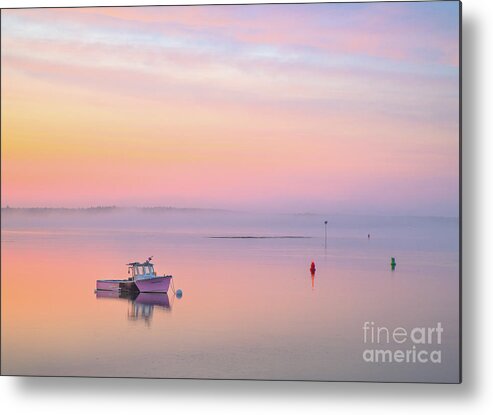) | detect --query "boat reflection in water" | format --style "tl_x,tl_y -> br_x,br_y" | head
96,290 -> 171,325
